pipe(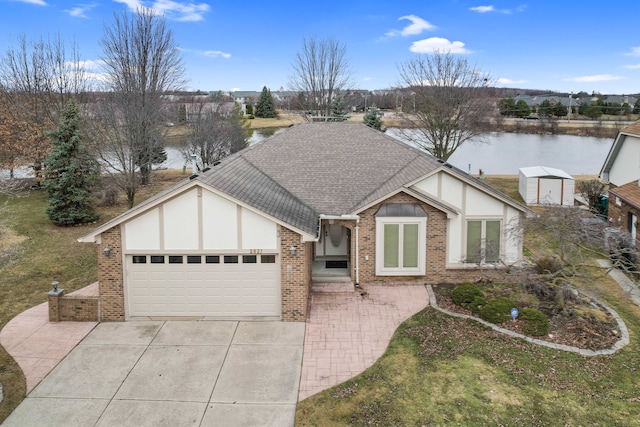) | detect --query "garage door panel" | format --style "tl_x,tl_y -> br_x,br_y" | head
126,255 -> 280,318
